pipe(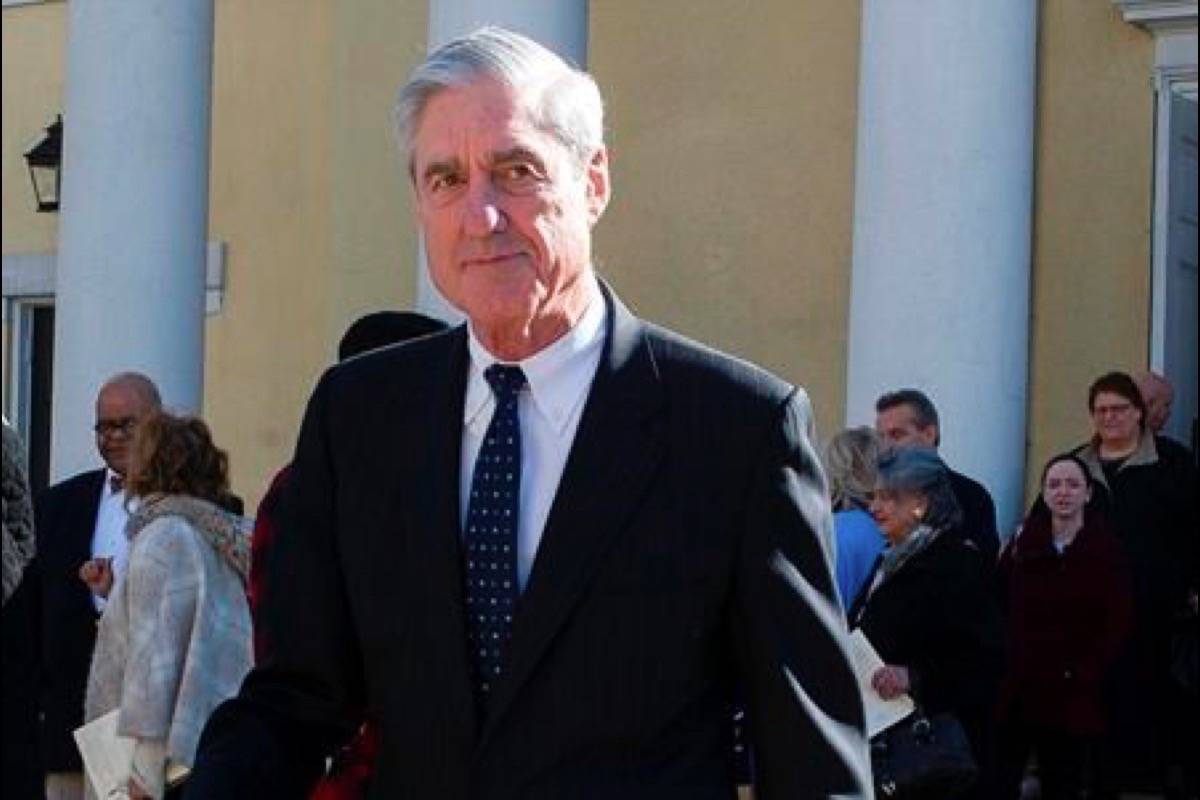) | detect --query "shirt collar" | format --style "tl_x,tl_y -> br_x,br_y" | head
464,276 -> 606,435
102,468 -> 123,501
1077,430 -> 1160,490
